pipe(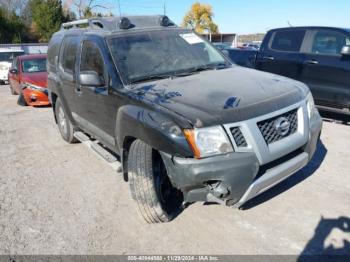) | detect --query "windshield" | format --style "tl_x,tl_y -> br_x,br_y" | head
22,58 -> 47,73
0,52 -> 24,63
108,30 -> 229,84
